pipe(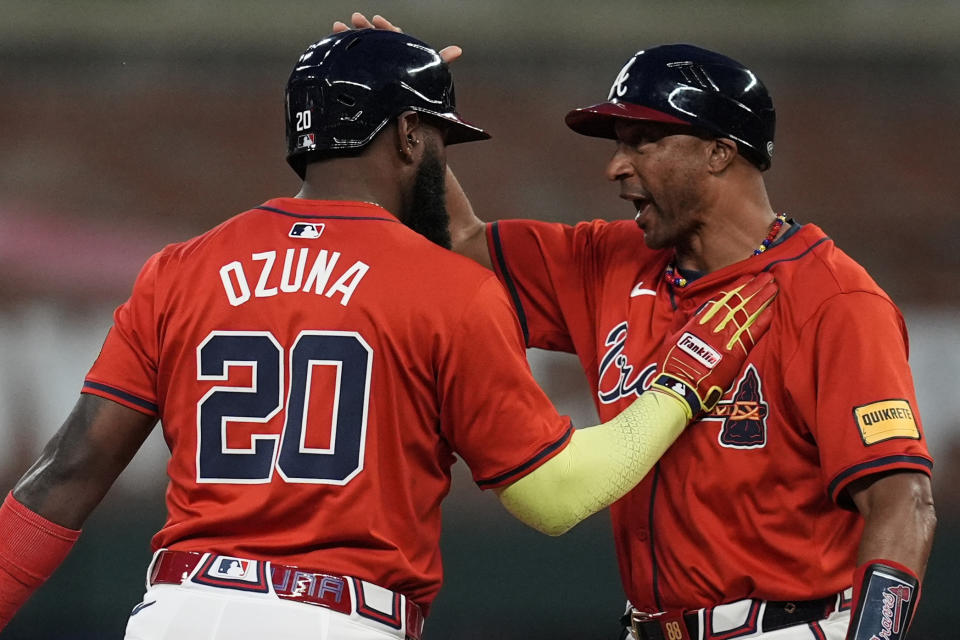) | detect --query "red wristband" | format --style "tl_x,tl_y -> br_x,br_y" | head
0,492 -> 81,629
847,559 -> 920,640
